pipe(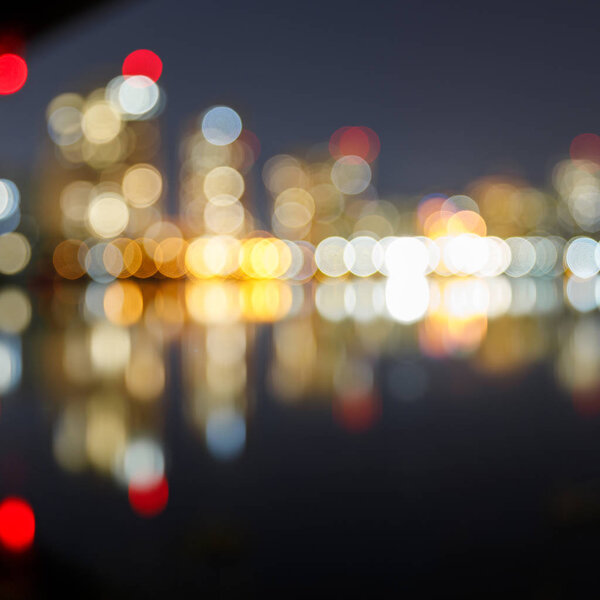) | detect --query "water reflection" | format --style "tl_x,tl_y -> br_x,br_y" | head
0,274 -> 596,519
